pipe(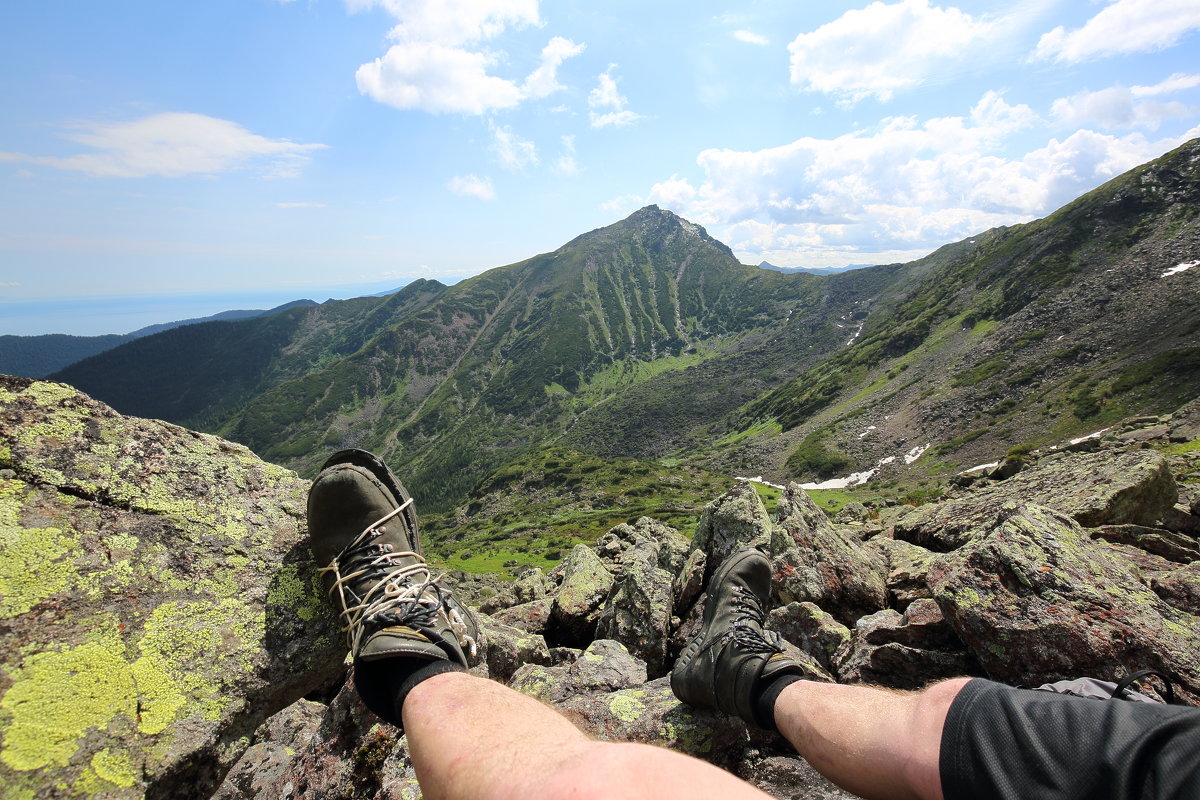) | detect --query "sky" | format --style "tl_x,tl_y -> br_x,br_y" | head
2,0 -> 1200,335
